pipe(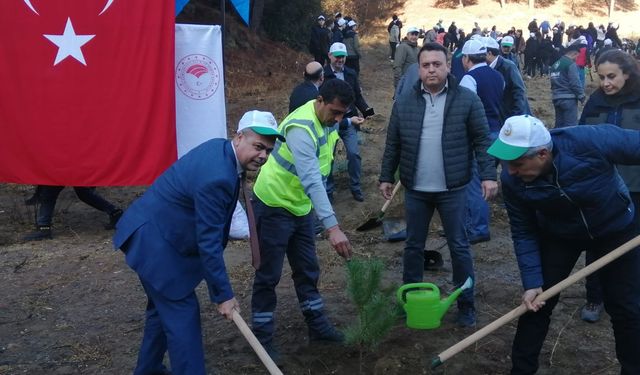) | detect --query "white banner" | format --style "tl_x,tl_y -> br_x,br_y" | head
175,24 -> 227,158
